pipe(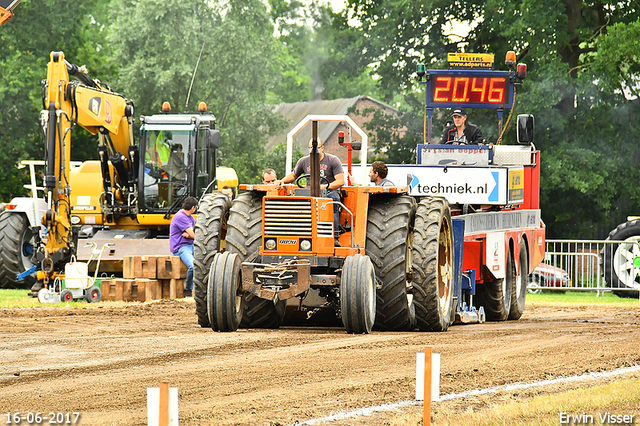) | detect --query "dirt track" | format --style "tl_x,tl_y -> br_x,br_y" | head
1,299 -> 640,425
